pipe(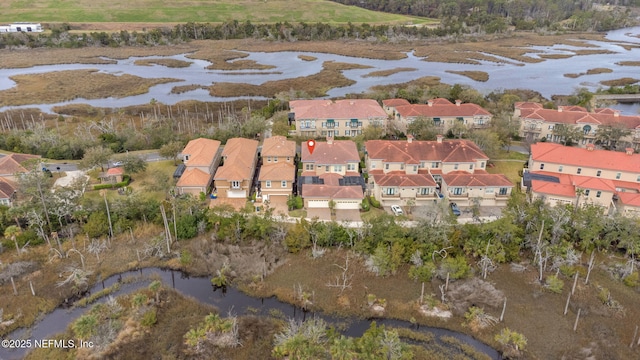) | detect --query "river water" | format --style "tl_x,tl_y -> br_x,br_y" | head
1,27 -> 640,114
0,267 -> 500,360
